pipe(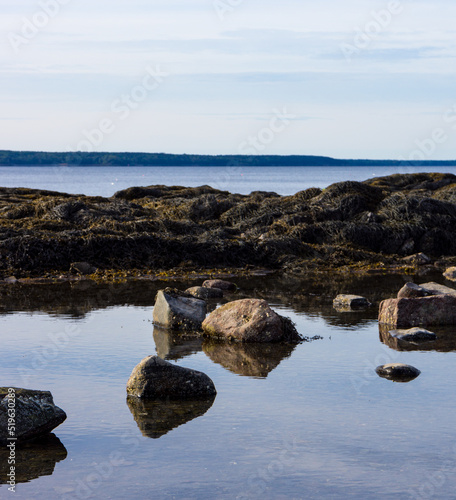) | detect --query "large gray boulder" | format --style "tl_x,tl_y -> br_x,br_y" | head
126,356 -> 217,399
153,288 -> 207,331
202,298 -> 301,343
0,388 -> 67,445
